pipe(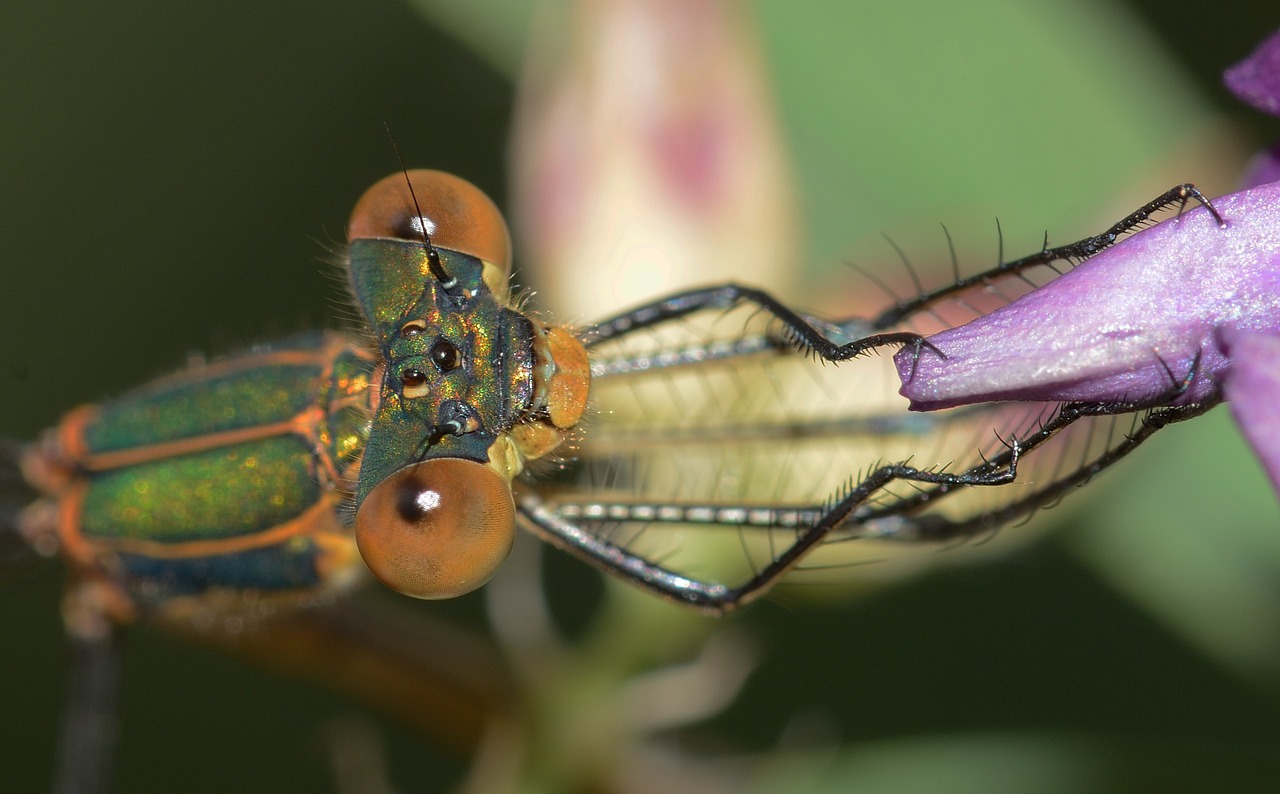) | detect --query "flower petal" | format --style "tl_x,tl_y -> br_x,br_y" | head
509,0 -> 797,318
1224,28 -> 1280,117
1241,143 -> 1280,189
1222,327 -> 1280,495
